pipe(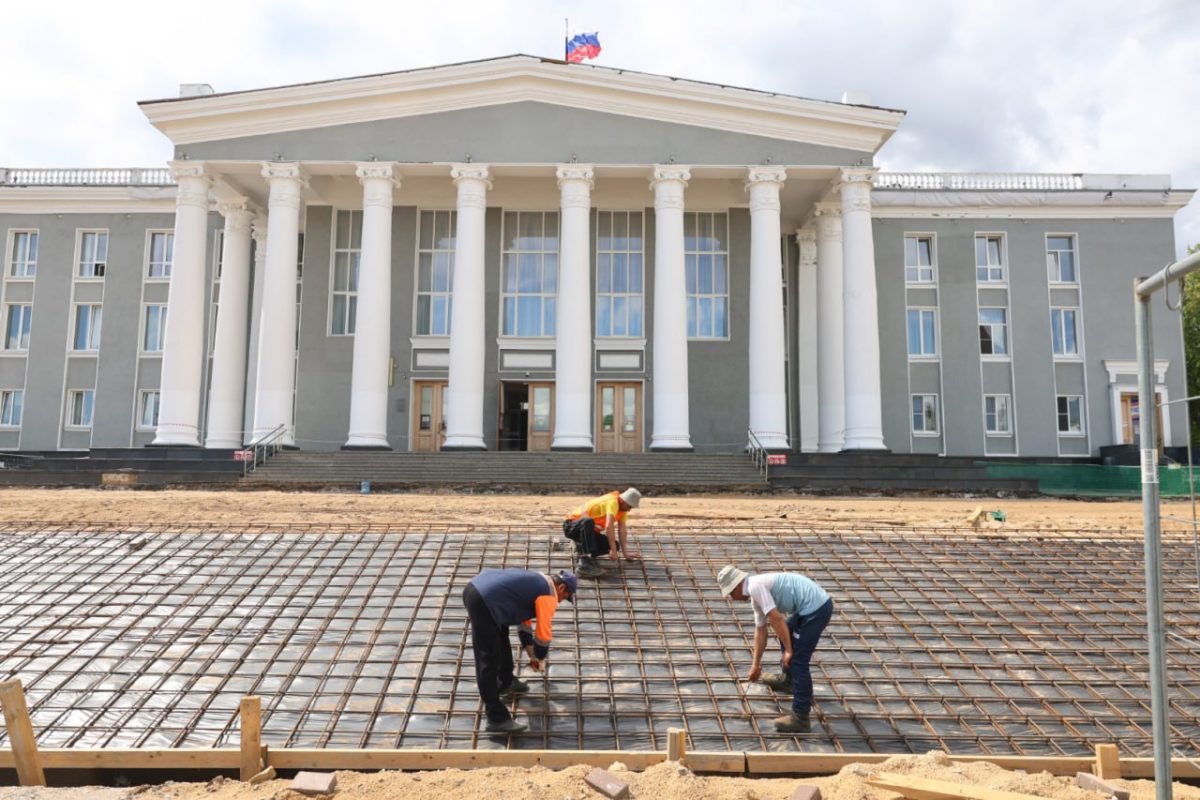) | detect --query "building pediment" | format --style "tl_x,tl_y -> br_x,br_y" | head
139,55 -> 904,155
